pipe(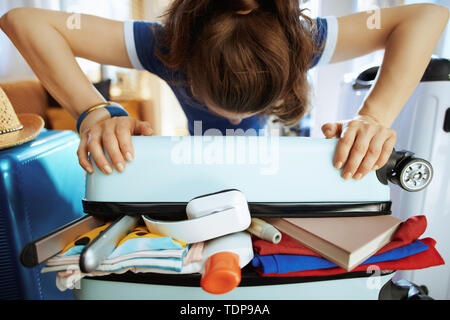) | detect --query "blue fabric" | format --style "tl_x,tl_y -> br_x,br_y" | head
60,238 -> 186,259
108,238 -> 186,259
252,240 -> 429,274
132,18 -> 328,135
76,105 -> 129,133
310,17 -> 328,68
